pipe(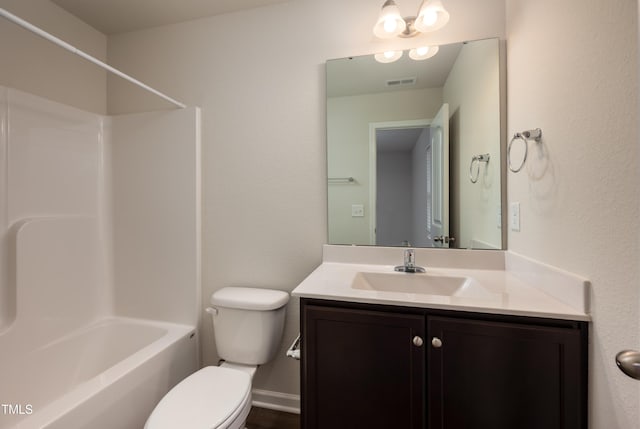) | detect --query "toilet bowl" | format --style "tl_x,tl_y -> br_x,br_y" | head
145,287 -> 289,429
145,366 -> 252,429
